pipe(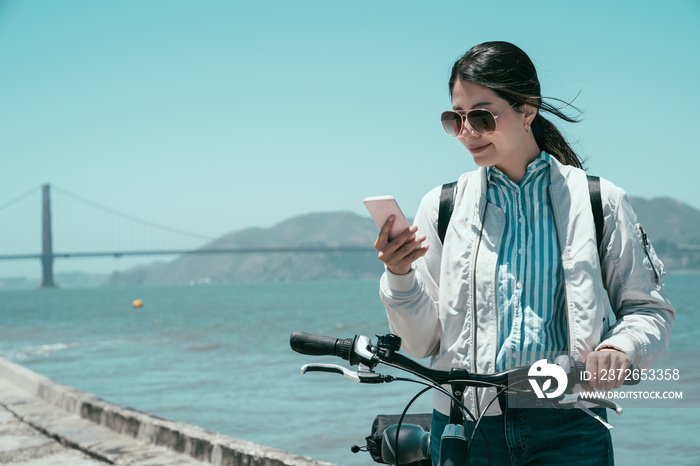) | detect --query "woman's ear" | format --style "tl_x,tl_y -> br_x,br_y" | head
522,104 -> 538,128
